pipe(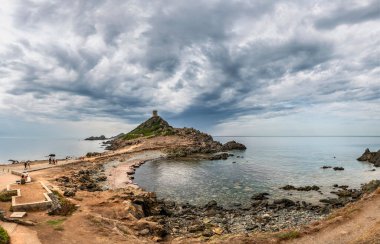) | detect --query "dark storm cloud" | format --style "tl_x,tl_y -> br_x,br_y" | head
315,0 -> 380,29
0,0 -> 379,127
